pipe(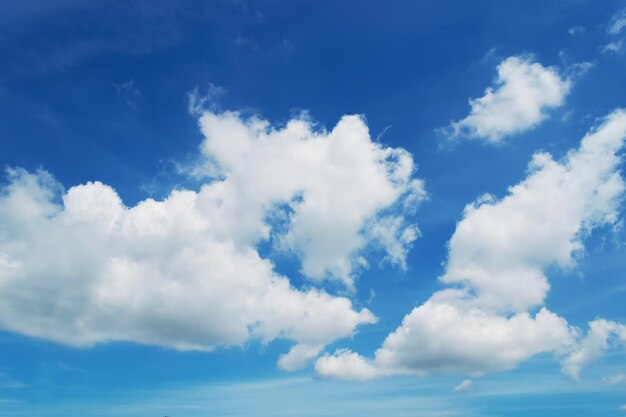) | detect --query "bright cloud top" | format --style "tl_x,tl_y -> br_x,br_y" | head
446,56 -> 571,143
316,109 -> 626,380
194,111 -> 425,285
0,111 -> 425,369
